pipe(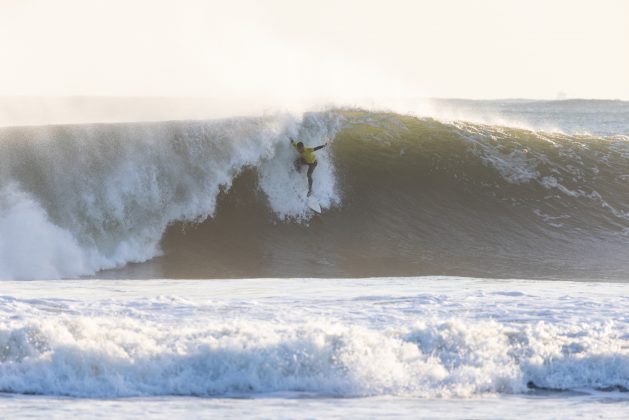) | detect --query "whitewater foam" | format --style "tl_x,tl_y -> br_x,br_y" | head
0,185 -> 90,279
259,110 -> 342,219
0,277 -> 627,398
